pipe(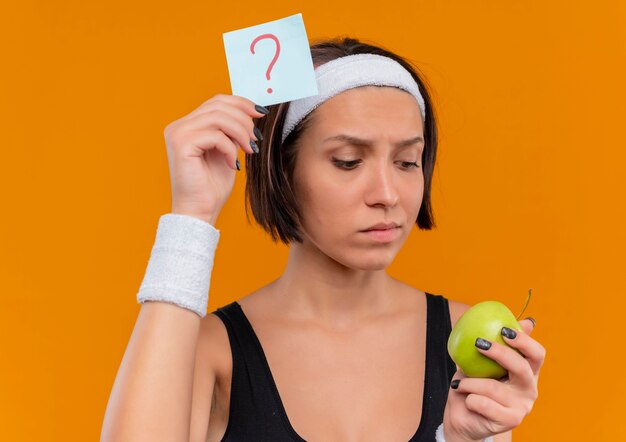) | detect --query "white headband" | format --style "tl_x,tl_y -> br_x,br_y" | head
281,53 -> 426,144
